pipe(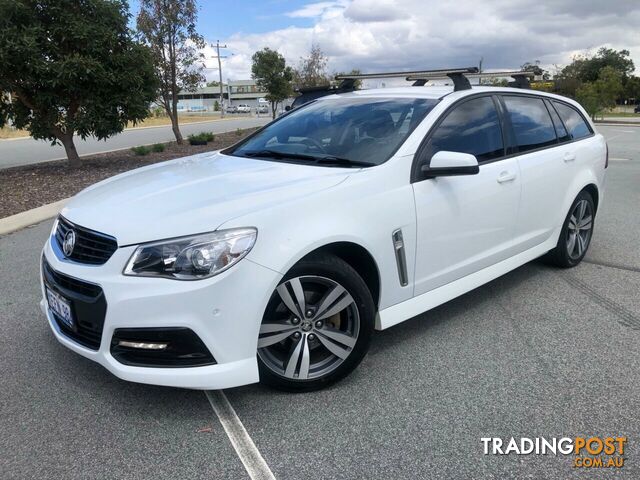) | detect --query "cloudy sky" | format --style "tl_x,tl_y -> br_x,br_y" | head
132,0 -> 640,81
